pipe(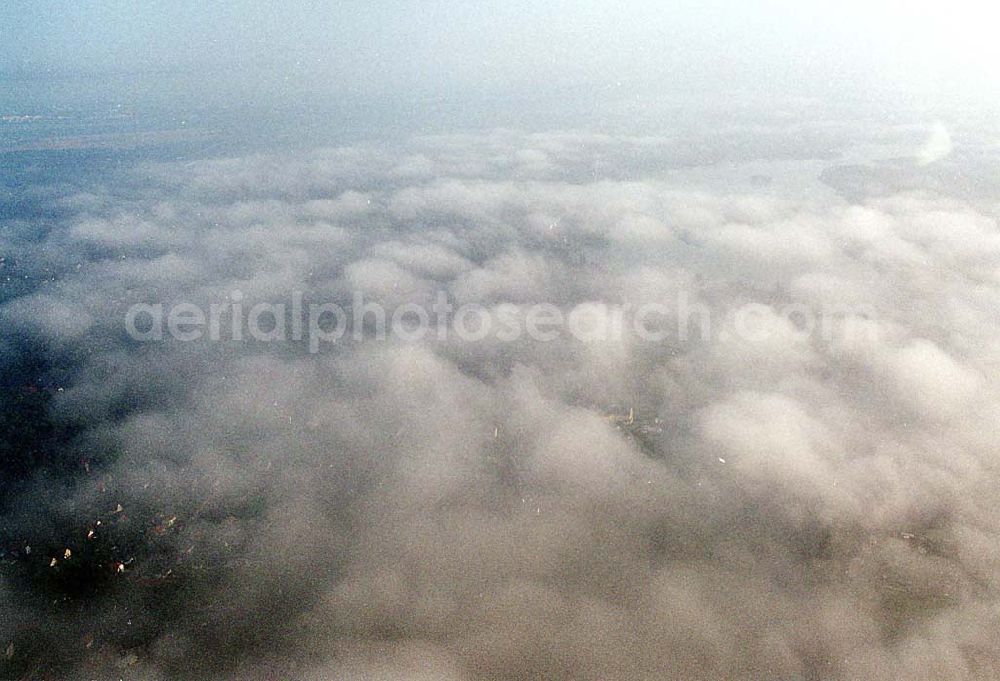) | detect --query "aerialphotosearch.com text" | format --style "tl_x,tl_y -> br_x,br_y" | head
124,290 -> 878,353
